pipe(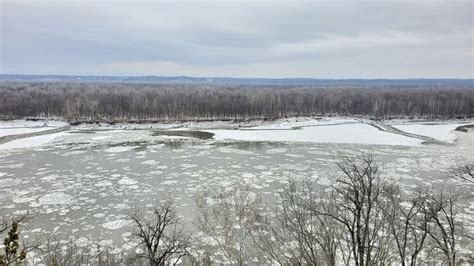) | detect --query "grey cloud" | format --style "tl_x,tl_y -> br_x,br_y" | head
1,0 -> 472,77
